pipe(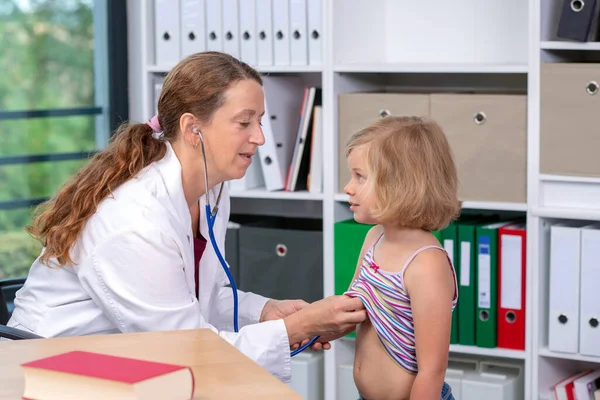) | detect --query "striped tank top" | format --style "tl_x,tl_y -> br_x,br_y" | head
345,234 -> 458,374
